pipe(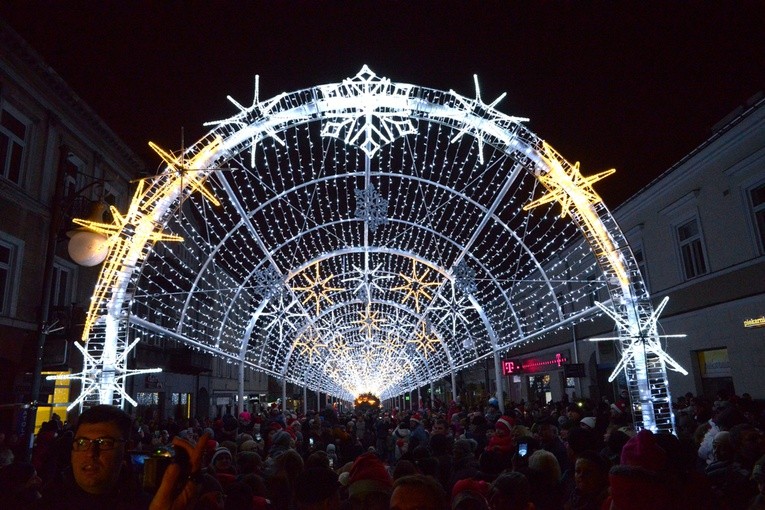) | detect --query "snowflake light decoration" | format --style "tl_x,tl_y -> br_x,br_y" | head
354,184 -> 389,233
452,260 -> 478,295
320,65 -> 417,157
46,339 -> 161,411
254,266 -> 287,300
